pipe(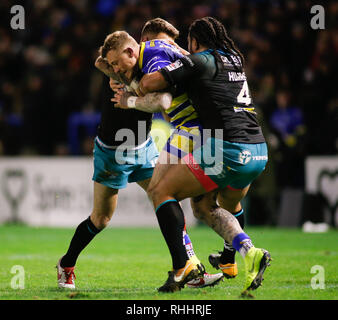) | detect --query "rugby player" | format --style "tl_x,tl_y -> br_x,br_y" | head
114,17 -> 272,296
106,28 -> 250,291
113,19 -> 246,281
57,19 -> 223,290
